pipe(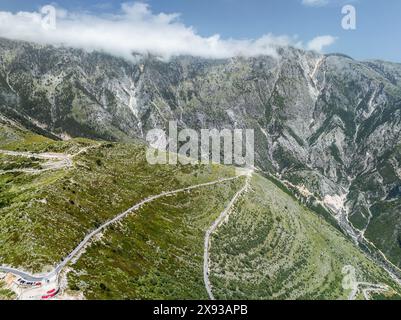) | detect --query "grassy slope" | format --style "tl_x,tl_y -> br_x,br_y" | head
0,119 -> 52,149
67,178 -> 244,299
0,121 -> 237,273
1,120 -> 400,300
210,174 -> 401,300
